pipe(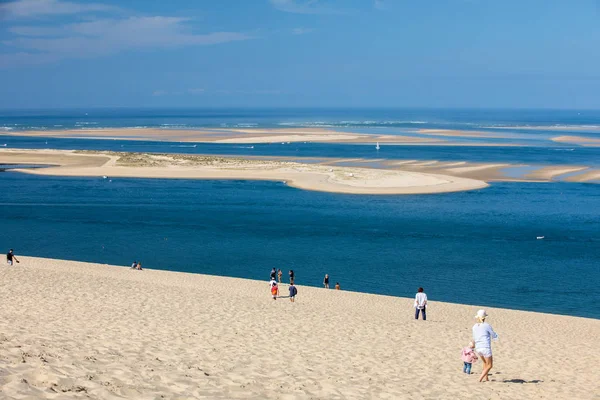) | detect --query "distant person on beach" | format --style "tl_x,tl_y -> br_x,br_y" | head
270,268 -> 277,281
6,249 -> 19,265
289,283 -> 297,302
277,269 -> 282,283
472,309 -> 499,382
289,269 -> 295,284
131,261 -> 137,269
461,341 -> 478,374
323,274 -> 330,289
414,287 -> 427,320
136,262 -> 143,271
270,279 -> 279,300
335,282 -> 340,290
